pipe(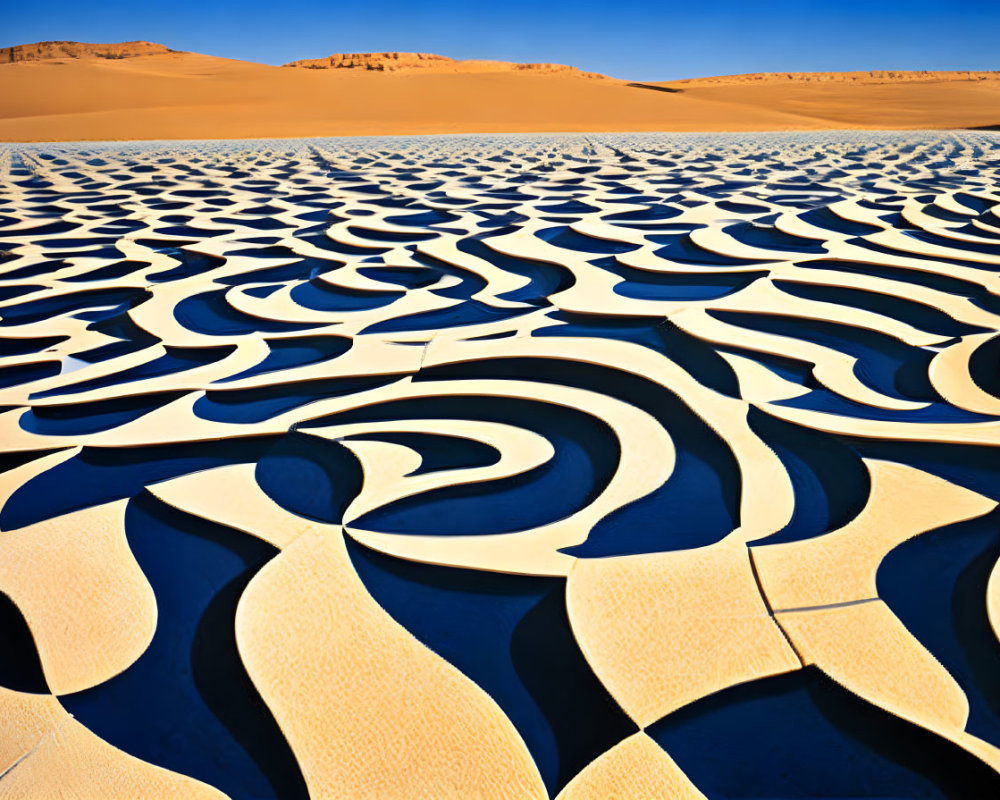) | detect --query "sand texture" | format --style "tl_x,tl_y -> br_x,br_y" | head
3,131 -> 1000,797
1,43 -> 999,141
